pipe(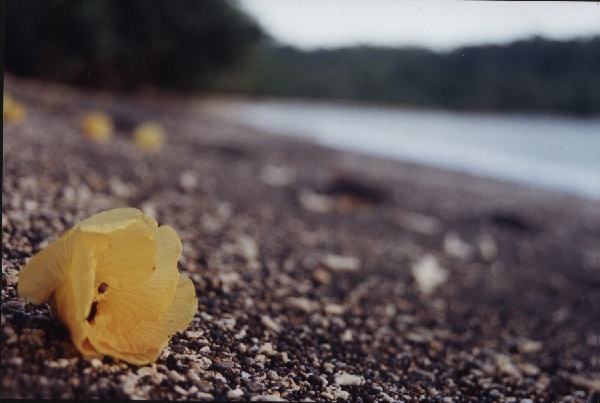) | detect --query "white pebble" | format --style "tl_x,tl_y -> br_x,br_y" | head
179,171 -> 199,191
187,369 -> 200,383
341,329 -> 353,343
389,209 -> 442,235
185,330 -> 204,339
443,232 -> 475,260
517,339 -> 543,354
258,342 -> 277,355
237,235 -> 259,261
322,254 -> 360,272
168,370 -> 186,383
250,395 -> 282,401
90,358 -> 103,368
334,373 -> 364,386
219,271 -> 242,289
286,297 -> 319,313
173,385 -> 188,395
261,315 -> 281,333
495,354 -> 522,379
227,388 -> 245,400
299,189 -> 334,213
411,254 -> 448,294
197,392 -> 215,400
137,366 -> 154,377
119,374 -> 138,396
140,201 -> 157,219
324,304 -> 345,315
109,177 -> 133,198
